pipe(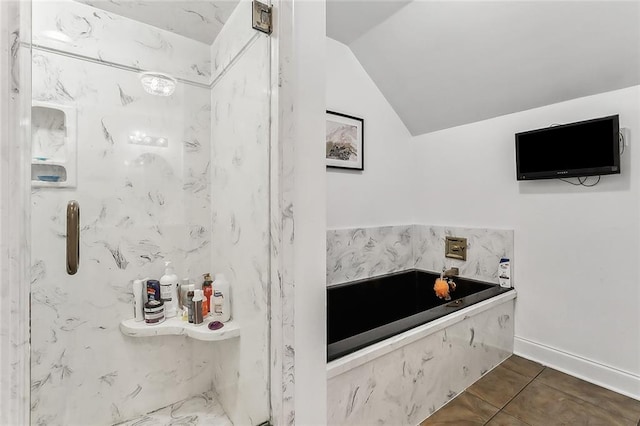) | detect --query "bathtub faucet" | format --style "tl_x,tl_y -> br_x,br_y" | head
442,267 -> 459,278
435,268 -> 458,300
